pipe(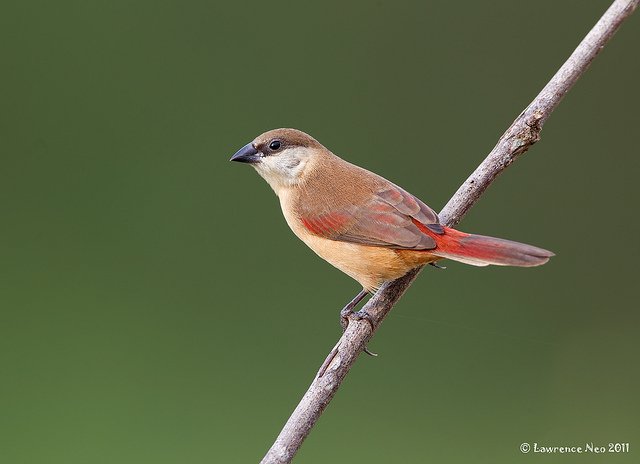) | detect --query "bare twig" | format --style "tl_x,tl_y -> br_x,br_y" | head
260,1 -> 639,463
